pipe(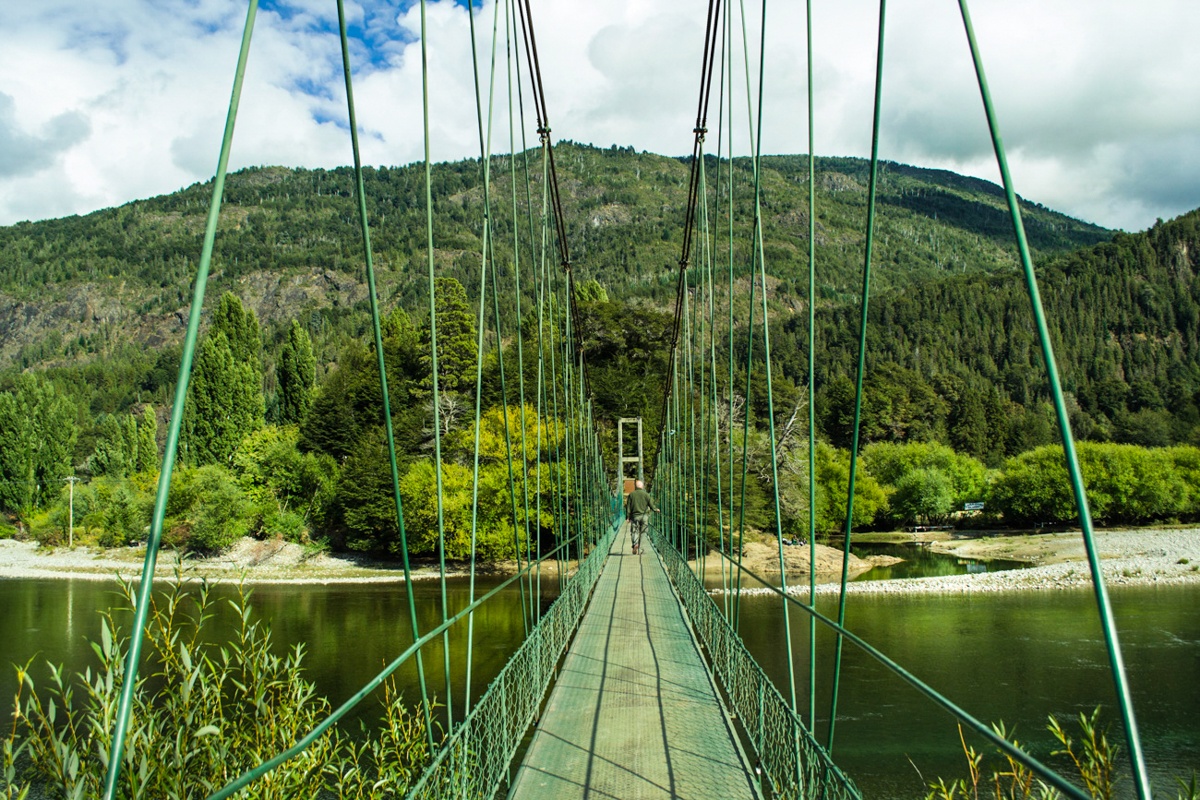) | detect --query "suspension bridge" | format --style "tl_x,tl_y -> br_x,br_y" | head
86,0 -> 1155,798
